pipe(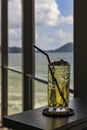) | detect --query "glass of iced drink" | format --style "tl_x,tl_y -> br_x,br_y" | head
48,59 -> 70,113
